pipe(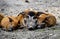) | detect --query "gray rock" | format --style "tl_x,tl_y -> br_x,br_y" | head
0,0 -> 60,39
